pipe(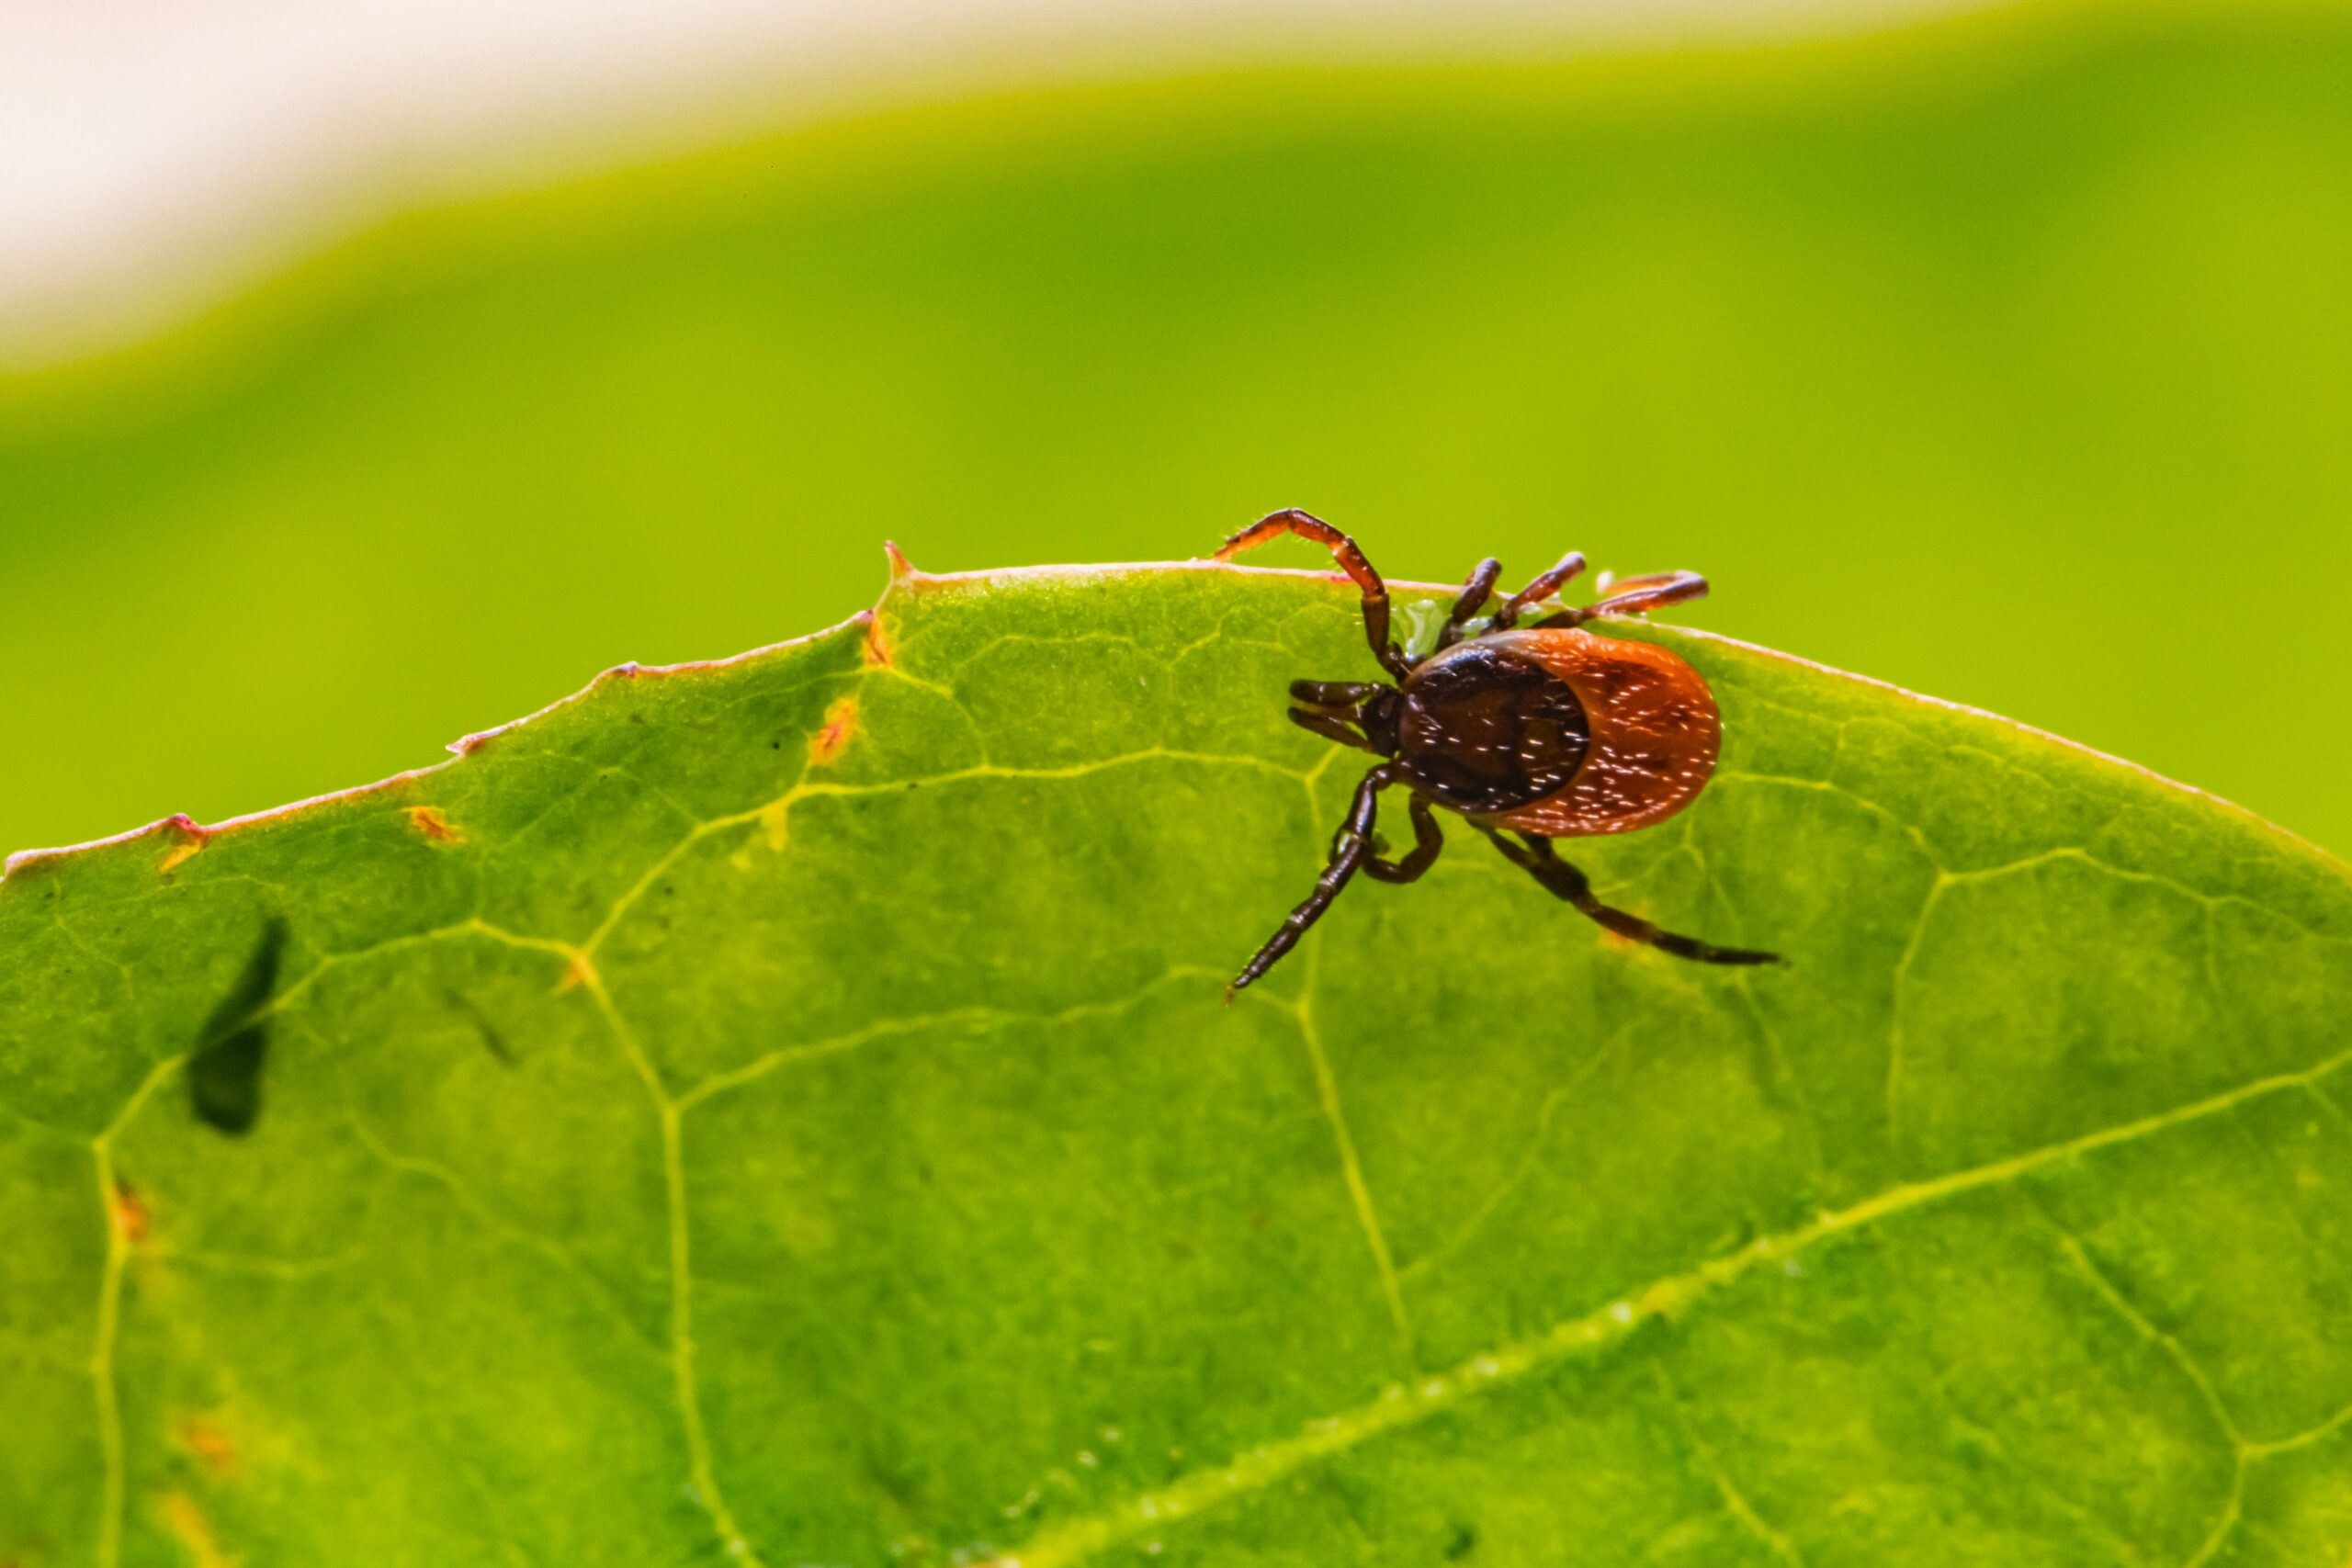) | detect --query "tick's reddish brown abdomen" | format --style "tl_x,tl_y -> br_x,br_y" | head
1396,626 -> 1720,837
